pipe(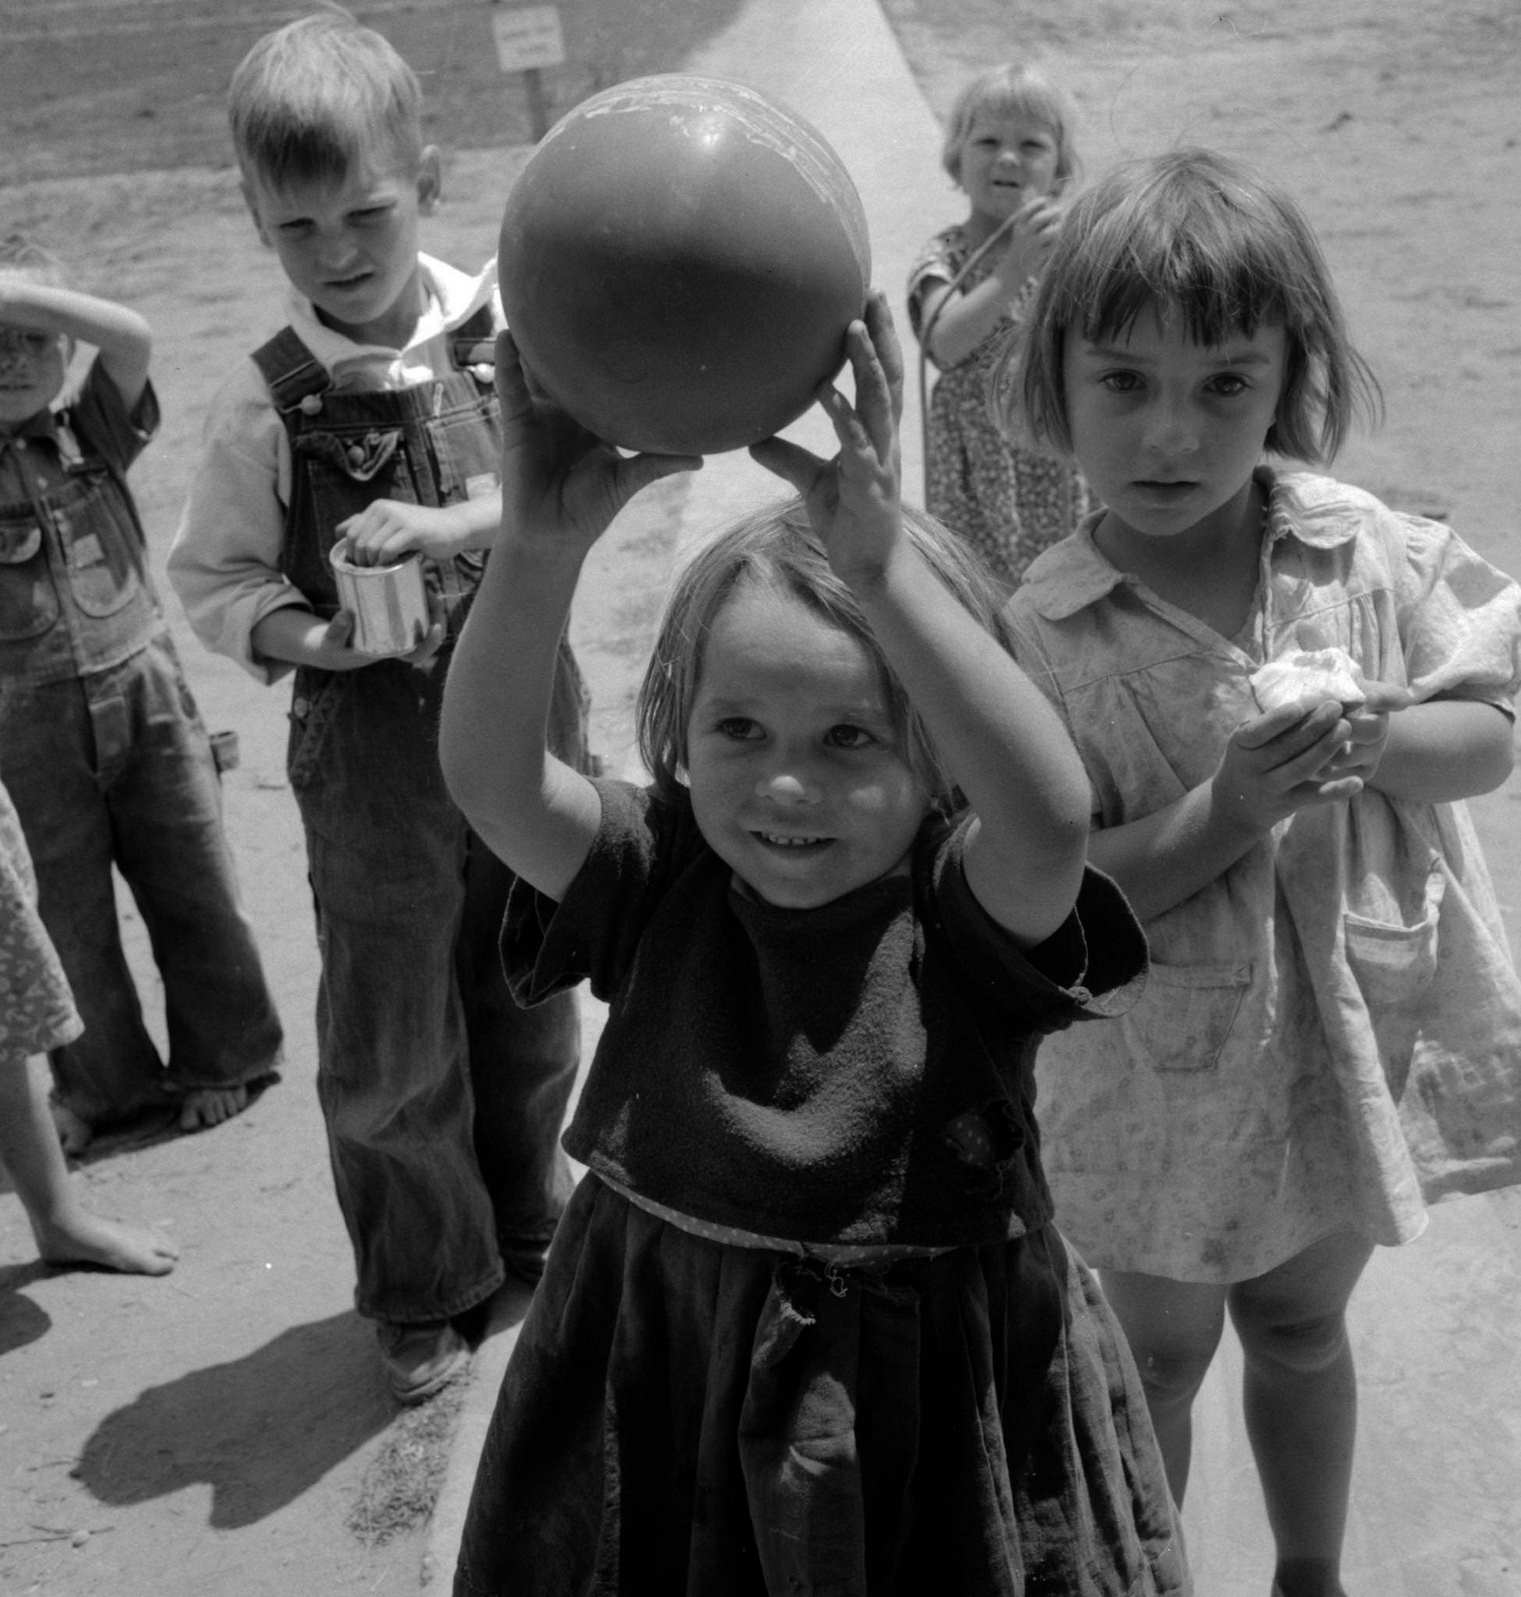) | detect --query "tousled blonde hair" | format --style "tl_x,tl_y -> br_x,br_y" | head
229,8 -> 425,189
941,63 -> 1082,194
636,497 -> 1015,813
